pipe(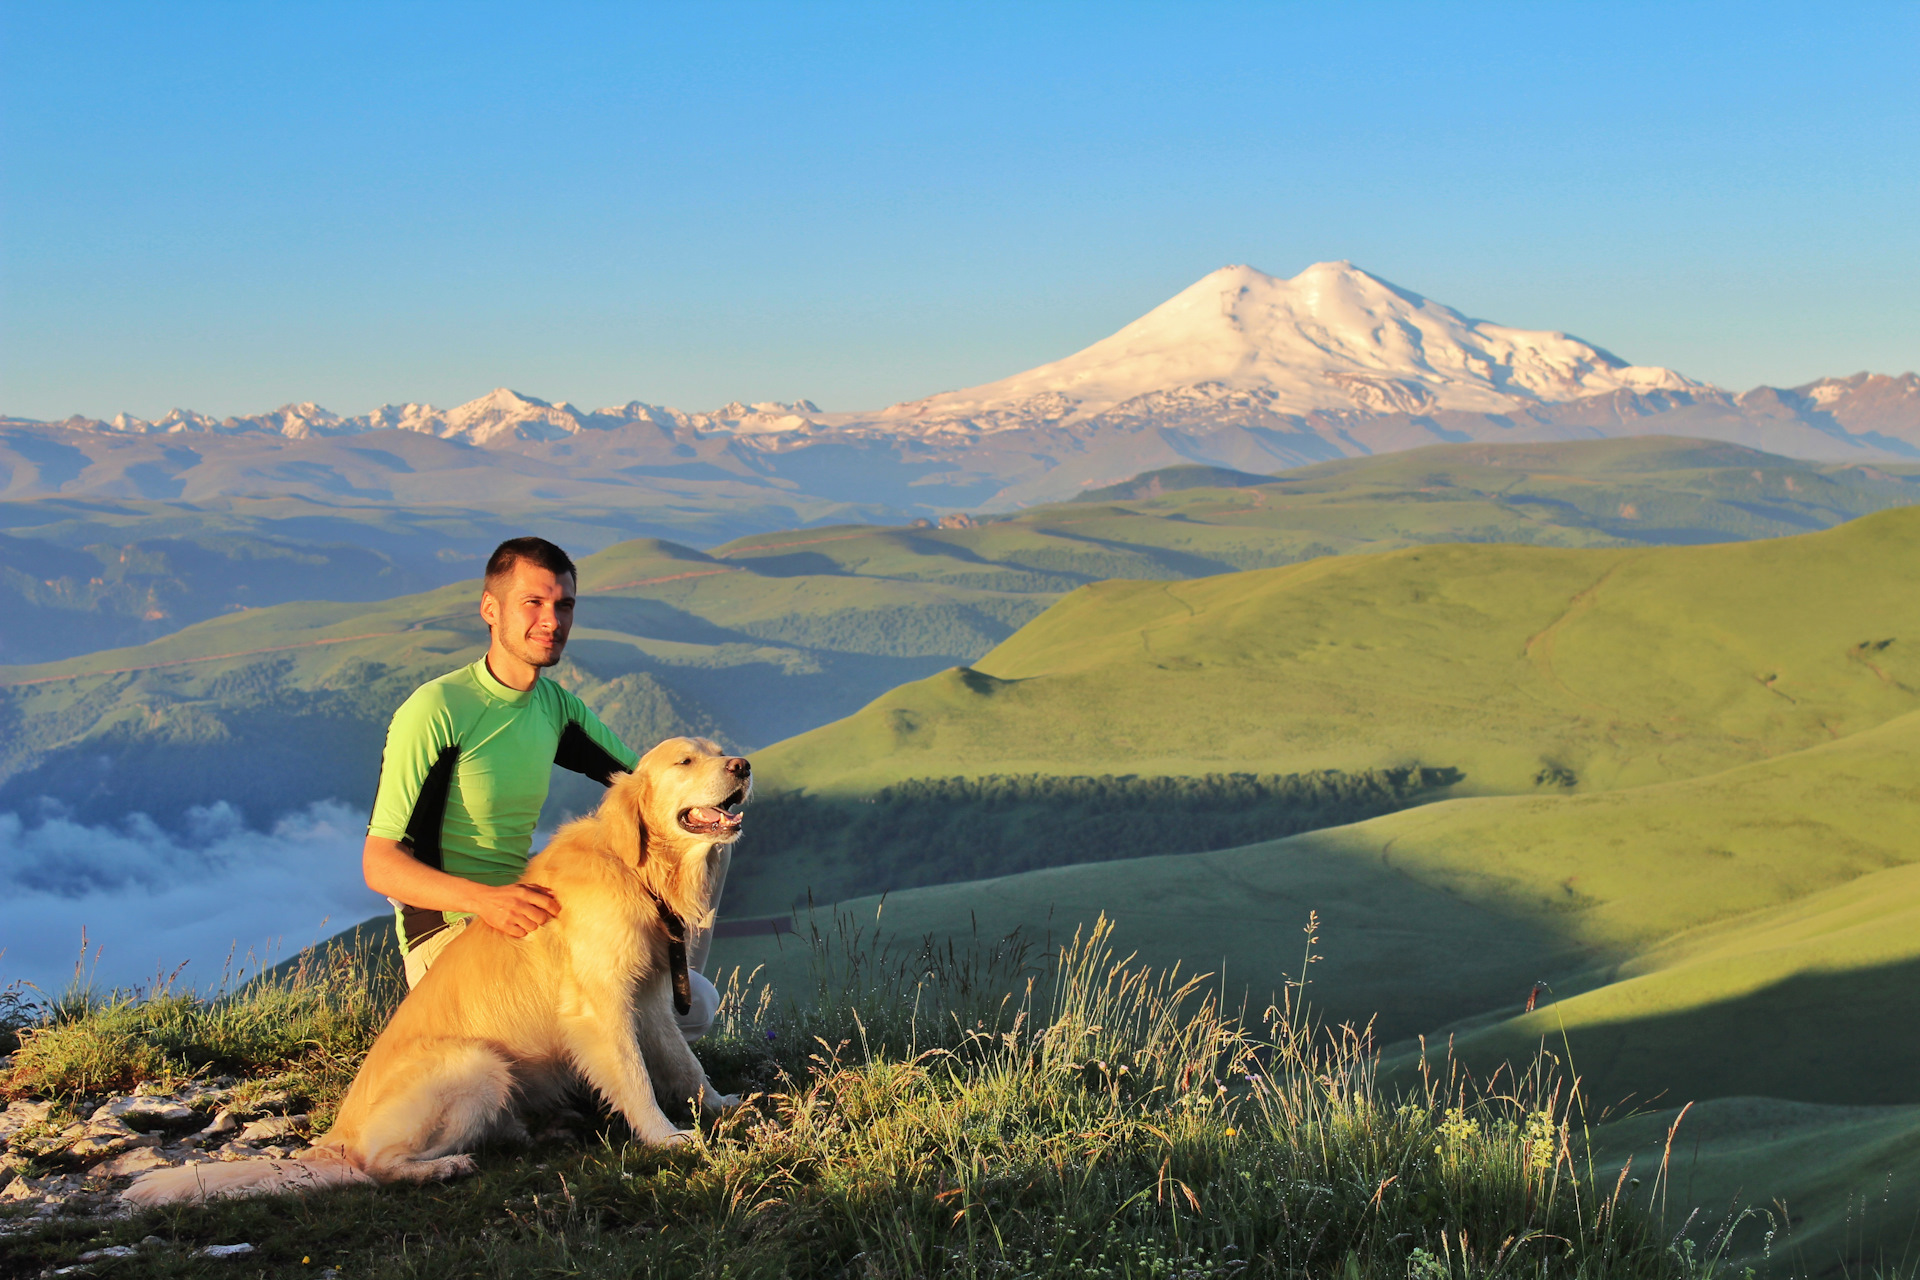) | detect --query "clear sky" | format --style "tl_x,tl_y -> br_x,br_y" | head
3,1 -> 1915,421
